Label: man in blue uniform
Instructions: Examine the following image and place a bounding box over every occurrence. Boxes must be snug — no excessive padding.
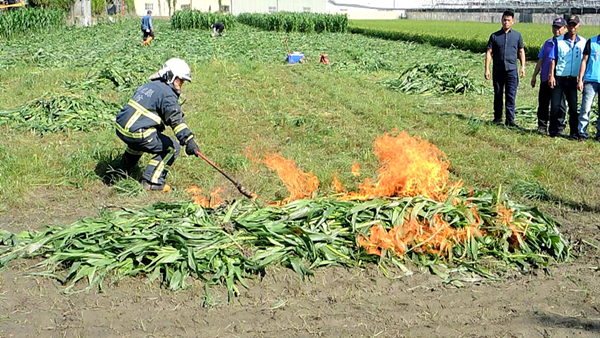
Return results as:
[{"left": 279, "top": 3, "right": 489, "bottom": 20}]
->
[
  {"left": 116, "top": 58, "right": 200, "bottom": 192},
  {"left": 549, "top": 15, "right": 586, "bottom": 138},
  {"left": 531, "top": 18, "right": 567, "bottom": 134},
  {"left": 484, "top": 10, "right": 526, "bottom": 127},
  {"left": 141, "top": 10, "right": 154, "bottom": 46},
  {"left": 577, "top": 26, "right": 600, "bottom": 141}
]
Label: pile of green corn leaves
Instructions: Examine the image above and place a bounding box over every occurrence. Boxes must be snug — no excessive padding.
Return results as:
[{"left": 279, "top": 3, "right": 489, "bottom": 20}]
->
[
  {"left": 0, "top": 186, "right": 568, "bottom": 299},
  {"left": 379, "top": 63, "right": 484, "bottom": 95},
  {"left": 0, "top": 93, "right": 119, "bottom": 133}
]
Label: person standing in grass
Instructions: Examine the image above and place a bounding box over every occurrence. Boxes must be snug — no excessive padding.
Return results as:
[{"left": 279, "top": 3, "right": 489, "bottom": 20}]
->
[
  {"left": 576, "top": 26, "right": 600, "bottom": 141},
  {"left": 115, "top": 58, "right": 200, "bottom": 192},
  {"left": 531, "top": 18, "right": 567, "bottom": 134},
  {"left": 485, "top": 9, "right": 526, "bottom": 128},
  {"left": 141, "top": 10, "right": 154, "bottom": 46},
  {"left": 548, "top": 15, "right": 586, "bottom": 138}
]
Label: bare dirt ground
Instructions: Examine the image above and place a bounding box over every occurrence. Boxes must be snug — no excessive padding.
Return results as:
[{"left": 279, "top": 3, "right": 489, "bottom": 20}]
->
[{"left": 1, "top": 187, "right": 599, "bottom": 338}]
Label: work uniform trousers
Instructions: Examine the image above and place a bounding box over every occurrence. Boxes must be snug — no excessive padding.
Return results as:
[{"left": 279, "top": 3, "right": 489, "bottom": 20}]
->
[
  {"left": 550, "top": 76, "right": 579, "bottom": 137},
  {"left": 537, "top": 80, "right": 566, "bottom": 130},
  {"left": 493, "top": 68, "right": 519, "bottom": 125},
  {"left": 121, "top": 132, "right": 181, "bottom": 185}
]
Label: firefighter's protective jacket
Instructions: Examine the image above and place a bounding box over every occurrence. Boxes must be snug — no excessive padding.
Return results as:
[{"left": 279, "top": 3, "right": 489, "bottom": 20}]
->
[{"left": 116, "top": 80, "right": 193, "bottom": 145}]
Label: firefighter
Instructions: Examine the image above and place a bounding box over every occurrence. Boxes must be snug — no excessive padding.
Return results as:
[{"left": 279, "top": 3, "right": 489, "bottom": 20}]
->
[{"left": 116, "top": 58, "right": 200, "bottom": 192}]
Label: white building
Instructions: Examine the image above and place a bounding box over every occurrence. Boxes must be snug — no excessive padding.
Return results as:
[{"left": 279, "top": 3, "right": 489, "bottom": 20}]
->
[{"left": 135, "top": 0, "right": 231, "bottom": 17}]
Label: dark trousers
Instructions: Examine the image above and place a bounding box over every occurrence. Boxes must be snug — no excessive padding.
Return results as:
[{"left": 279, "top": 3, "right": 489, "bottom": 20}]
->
[
  {"left": 493, "top": 68, "right": 519, "bottom": 124},
  {"left": 537, "top": 81, "right": 566, "bottom": 130},
  {"left": 550, "top": 76, "right": 578, "bottom": 136},
  {"left": 121, "top": 133, "right": 181, "bottom": 185}
]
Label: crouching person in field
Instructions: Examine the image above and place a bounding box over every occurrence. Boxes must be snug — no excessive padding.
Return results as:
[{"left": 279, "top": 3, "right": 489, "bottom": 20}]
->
[
  {"left": 211, "top": 22, "right": 225, "bottom": 37},
  {"left": 531, "top": 18, "right": 567, "bottom": 134},
  {"left": 115, "top": 58, "right": 200, "bottom": 192},
  {"left": 485, "top": 10, "right": 526, "bottom": 128},
  {"left": 577, "top": 30, "right": 600, "bottom": 141}
]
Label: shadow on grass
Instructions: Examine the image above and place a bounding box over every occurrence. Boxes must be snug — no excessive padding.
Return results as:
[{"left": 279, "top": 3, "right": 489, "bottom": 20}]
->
[
  {"left": 533, "top": 311, "right": 600, "bottom": 332},
  {"left": 93, "top": 148, "right": 143, "bottom": 186},
  {"left": 425, "top": 110, "right": 540, "bottom": 134}
]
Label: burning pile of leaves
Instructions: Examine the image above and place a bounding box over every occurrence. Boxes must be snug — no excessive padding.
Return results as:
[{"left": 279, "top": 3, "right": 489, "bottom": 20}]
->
[{"left": 0, "top": 131, "right": 568, "bottom": 298}]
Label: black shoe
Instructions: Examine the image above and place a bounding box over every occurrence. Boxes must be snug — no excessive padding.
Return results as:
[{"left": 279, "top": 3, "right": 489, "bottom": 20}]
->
[
  {"left": 536, "top": 127, "right": 547, "bottom": 134},
  {"left": 492, "top": 119, "right": 503, "bottom": 125},
  {"left": 594, "top": 135, "right": 600, "bottom": 141}
]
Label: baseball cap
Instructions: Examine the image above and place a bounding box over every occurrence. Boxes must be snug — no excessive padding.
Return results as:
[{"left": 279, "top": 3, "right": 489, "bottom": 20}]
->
[
  {"left": 567, "top": 15, "right": 580, "bottom": 25},
  {"left": 552, "top": 17, "right": 566, "bottom": 27}
]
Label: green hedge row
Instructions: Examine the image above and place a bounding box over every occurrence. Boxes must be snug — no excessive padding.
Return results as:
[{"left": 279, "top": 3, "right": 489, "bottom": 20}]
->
[
  {"left": 350, "top": 26, "right": 539, "bottom": 60},
  {"left": 238, "top": 12, "right": 348, "bottom": 33},
  {"left": 0, "top": 8, "right": 65, "bottom": 39},
  {"left": 171, "top": 10, "right": 236, "bottom": 30}
]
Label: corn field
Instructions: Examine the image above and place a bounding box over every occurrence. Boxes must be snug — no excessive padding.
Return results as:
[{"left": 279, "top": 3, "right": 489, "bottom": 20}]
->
[
  {"left": 171, "top": 10, "right": 236, "bottom": 30},
  {"left": 0, "top": 8, "right": 65, "bottom": 39},
  {"left": 238, "top": 12, "right": 348, "bottom": 33}
]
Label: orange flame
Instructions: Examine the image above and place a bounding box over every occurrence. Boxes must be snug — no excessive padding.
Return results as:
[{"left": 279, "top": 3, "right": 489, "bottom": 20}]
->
[
  {"left": 264, "top": 154, "right": 319, "bottom": 204},
  {"left": 345, "top": 131, "right": 449, "bottom": 201},
  {"left": 351, "top": 162, "right": 360, "bottom": 177},
  {"left": 358, "top": 207, "right": 486, "bottom": 259},
  {"left": 187, "top": 185, "right": 226, "bottom": 208},
  {"left": 332, "top": 175, "right": 346, "bottom": 193}
]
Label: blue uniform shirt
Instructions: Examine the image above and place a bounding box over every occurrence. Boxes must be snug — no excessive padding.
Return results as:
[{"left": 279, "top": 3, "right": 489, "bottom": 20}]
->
[
  {"left": 487, "top": 28, "right": 525, "bottom": 71},
  {"left": 141, "top": 15, "right": 153, "bottom": 31},
  {"left": 583, "top": 35, "right": 600, "bottom": 83},
  {"left": 549, "top": 33, "right": 586, "bottom": 77}
]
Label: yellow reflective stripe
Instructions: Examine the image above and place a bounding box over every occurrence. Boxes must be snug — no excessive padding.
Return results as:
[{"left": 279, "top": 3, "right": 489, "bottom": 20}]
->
[
  {"left": 184, "top": 134, "right": 194, "bottom": 143},
  {"left": 125, "top": 147, "right": 143, "bottom": 156},
  {"left": 116, "top": 124, "right": 156, "bottom": 139},
  {"left": 151, "top": 148, "right": 175, "bottom": 183},
  {"left": 173, "top": 123, "right": 188, "bottom": 134},
  {"left": 148, "top": 159, "right": 159, "bottom": 167},
  {"left": 124, "top": 110, "right": 142, "bottom": 130},
  {"left": 128, "top": 100, "right": 162, "bottom": 125}
]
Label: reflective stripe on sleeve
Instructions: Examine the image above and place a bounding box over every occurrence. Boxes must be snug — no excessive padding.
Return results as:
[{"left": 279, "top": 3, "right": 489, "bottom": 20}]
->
[{"left": 173, "top": 123, "right": 189, "bottom": 134}]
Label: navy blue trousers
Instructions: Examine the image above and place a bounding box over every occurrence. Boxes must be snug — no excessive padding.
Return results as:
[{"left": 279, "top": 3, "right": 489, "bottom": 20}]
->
[
  {"left": 549, "top": 76, "right": 578, "bottom": 137},
  {"left": 121, "top": 133, "right": 181, "bottom": 185},
  {"left": 493, "top": 68, "right": 519, "bottom": 124}
]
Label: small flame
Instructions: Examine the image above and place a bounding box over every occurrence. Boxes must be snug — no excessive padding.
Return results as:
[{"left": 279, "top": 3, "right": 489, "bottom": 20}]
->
[
  {"left": 332, "top": 175, "right": 346, "bottom": 193},
  {"left": 187, "top": 185, "right": 225, "bottom": 208},
  {"left": 351, "top": 162, "right": 360, "bottom": 177},
  {"left": 264, "top": 154, "right": 319, "bottom": 204}
]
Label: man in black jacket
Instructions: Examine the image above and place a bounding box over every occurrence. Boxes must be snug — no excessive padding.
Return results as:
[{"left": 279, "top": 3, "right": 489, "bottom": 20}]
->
[
  {"left": 116, "top": 58, "right": 200, "bottom": 192},
  {"left": 484, "top": 10, "right": 526, "bottom": 127}
]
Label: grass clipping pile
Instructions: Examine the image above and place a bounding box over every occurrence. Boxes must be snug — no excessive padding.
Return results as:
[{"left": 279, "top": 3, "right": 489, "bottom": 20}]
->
[{"left": 0, "top": 131, "right": 568, "bottom": 299}]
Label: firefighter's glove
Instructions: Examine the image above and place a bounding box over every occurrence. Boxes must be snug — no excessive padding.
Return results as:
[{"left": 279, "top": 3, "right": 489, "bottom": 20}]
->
[{"left": 185, "top": 138, "right": 200, "bottom": 156}]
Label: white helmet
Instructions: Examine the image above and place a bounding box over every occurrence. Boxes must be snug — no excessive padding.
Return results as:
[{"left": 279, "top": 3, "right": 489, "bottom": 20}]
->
[{"left": 153, "top": 58, "right": 192, "bottom": 84}]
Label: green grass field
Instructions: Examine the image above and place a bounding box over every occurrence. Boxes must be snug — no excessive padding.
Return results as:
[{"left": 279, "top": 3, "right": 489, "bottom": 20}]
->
[
  {"left": 1, "top": 16, "right": 600, "bottom": 336},
  {"left": 350, "top": 19, "right": 600, "bottom": 59},
  {"left": 1, "top": 18, "right": 599, "bottom": 212}
]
